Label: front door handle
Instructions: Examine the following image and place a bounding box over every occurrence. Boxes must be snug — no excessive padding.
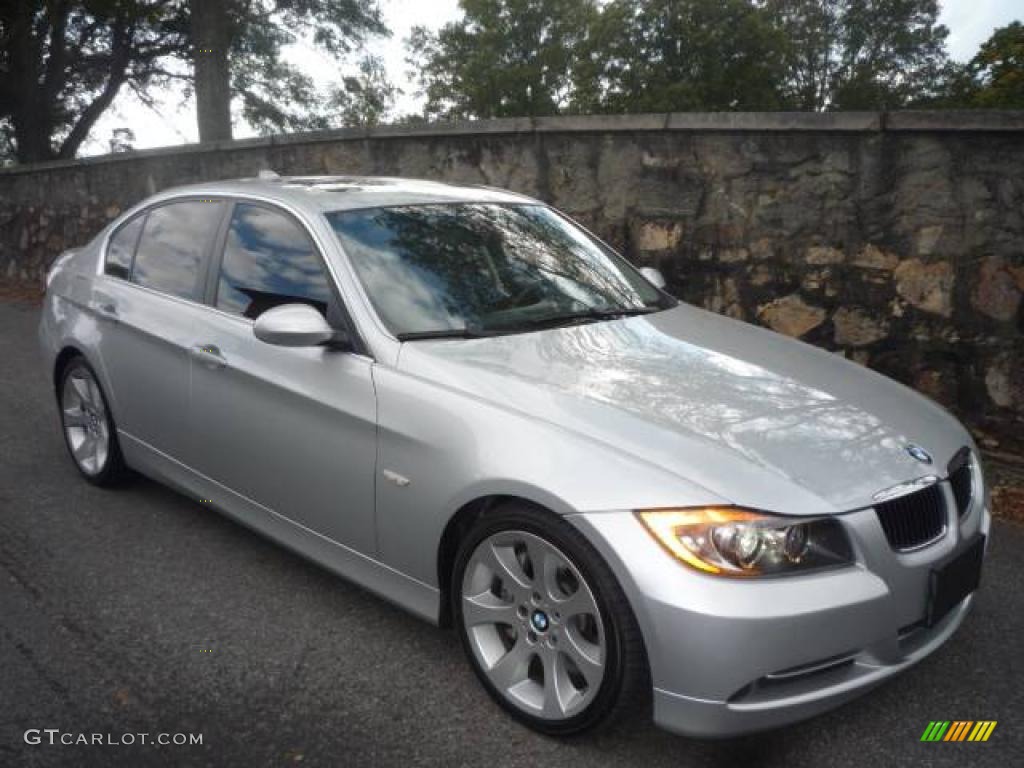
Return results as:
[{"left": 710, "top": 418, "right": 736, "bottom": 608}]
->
[{"left": 191, "top": 343, "right": 227, "bottom": 369}]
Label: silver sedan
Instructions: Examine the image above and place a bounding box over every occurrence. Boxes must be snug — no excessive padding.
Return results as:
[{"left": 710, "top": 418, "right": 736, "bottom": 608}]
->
[{"left": 39, "top": 175, "right": 990, "bottom": 737}]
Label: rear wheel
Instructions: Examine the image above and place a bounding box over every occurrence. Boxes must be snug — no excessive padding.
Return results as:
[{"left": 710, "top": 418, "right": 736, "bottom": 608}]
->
[
  {"left": 453, "top": 502, "right": 647, "bottom": 735},
  {"left": 59, "top": 357, "right": 129, "bottom": 486}
]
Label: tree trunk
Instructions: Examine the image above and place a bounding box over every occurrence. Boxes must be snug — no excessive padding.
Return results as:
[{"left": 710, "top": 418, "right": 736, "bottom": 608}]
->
[
  {"left": 11, "top": 108, "right": 55, "bottom": 164},
  {"left": 6, "top": 3, "right": 55, "bottom": 163},
  {"left": 190, "top": 0, "right": 233, "bottom": 142}
]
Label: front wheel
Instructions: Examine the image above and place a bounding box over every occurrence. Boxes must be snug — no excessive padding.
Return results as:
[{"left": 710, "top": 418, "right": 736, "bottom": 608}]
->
[{"left": 452, "top": 503, "right": 648, "bottom": 736}]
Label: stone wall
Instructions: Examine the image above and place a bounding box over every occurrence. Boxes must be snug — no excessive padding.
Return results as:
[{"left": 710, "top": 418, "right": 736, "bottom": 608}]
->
[{"left": 2, "top": 112, "right": 1022, "bottom": 445}]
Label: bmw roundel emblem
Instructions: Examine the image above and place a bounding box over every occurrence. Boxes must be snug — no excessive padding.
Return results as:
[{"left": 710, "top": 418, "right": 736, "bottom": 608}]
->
[{"left": 906, "top": 443, "right": 933, "bottom": 464}]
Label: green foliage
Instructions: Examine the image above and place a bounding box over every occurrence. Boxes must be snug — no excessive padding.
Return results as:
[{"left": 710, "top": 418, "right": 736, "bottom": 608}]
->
[
  {"left": 2, "top": 0, "right": 1020, "bottom": 164},
  {"left": 768, "top": 0, "right": 951, "bottom": 110},
  {"left": 225, "top": 0, "right": 390, "bottom": 133},
  {"left": 0, "top": 2, "right": 190, "bottom": 162},
  {"left": 409, "top": 0, "right": 960, "bottom": 117},
  {"left": 407, "top": 0, "right": 600, "bottom": 120},
  {"left": 965, "top": 21, "right": 1024, "bottom": 108},
  {"left": 0, "top": 1, "right": 390, "bottom": 163},
  {"left": 577, "top": 0, "right": 790, "bottom": 113},
  {"left": 331, "top": 54, "right": 398, "bottom": 127}
]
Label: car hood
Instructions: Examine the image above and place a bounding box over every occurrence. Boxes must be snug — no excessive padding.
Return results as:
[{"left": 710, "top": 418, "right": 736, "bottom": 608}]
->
[{"left": 397, "top": 303, "right": 971, "bottom": 514}]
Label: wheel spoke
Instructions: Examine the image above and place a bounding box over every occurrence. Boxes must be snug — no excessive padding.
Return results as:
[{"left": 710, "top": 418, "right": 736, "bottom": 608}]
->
[
  {"left": 480, "top": 542, "right": 532, "bottom": 592},
  {"left": 551, "top": 588, "right": 596, "bottom": 622},
  {"left": 92, "top": 434, "right": 108, "bottom": 469},
  {"left": 522, "top": 537, "right": 552, "bottom": 590},
  {"left": 462, "top": 591, "right": 517, "bottom": 627},
  {"left": 87, "top": 378, "right": 104, "bottom": 414},
  {"left": 562, "top": 625, "right": 604, "bottom": 687},
  {"left": 63, "top": 407, "right": 88, "bottom": 428},
  {"left": 487, "top": 640, "right": 530, "bottom": 691},
  {"left": 541, "top": 653, "right": 570, "bottom": 719},
  {"left": 73, "top": 433, "right": 95, "bottom": 463},
  {"left": 537, "top": 545, "right": 565, "bottom": 603},
  {"left": 71, "top": 374, "right": 91, "bottom": 404}
]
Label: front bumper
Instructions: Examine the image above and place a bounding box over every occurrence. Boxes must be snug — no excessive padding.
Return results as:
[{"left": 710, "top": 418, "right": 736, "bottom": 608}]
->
[{"left": 570, "top": 486, "right": 990, "bottom": 738}]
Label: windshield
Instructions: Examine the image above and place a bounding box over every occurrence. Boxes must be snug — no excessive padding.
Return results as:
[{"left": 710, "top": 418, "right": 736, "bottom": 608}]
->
[{"left": 326, "top": 203, "right": 670, "bottom": 338}]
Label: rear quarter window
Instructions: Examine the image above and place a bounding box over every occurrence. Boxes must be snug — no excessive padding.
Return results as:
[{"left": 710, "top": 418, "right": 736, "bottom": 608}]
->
[{"left": 105, "top": 216, "right": 144, "bottom": 280}]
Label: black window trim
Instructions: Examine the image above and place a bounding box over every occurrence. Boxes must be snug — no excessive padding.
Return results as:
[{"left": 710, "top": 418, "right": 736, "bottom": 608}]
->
[
  {"left": 206, "top": 197, "right": 368, "bottom": 357},
  {"left": 123, "top": 196, "right": 229, "bottom": 303}
]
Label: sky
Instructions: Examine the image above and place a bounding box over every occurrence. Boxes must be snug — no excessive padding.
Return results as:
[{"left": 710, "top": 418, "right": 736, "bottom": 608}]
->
[{"left": 81, "top": 0, "right": 1022, "bottom": 157}]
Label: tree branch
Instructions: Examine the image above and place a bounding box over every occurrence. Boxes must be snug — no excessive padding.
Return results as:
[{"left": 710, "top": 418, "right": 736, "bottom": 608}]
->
[{"left": 57, "top": 14, "right": 132, "bottom": 159}]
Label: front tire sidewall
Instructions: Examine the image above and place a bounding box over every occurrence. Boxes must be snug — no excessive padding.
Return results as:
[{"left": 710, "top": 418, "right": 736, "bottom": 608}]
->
[{"left": 452, "top": 505, "right": 633, "bottom": 736}]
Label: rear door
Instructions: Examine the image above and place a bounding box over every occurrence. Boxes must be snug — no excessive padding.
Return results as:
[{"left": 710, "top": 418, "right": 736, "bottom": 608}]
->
[
  {"left": 186, "top": 201, "right": 378, "bottom": 556},
  {"left": 94, "top": 199, "right": 226, "bottom": 461}
]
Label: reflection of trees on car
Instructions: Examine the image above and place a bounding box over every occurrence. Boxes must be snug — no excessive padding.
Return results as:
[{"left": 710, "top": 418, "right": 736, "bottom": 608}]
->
[{"left": 331, "top": 204, "right": 654, "bottom": 334}]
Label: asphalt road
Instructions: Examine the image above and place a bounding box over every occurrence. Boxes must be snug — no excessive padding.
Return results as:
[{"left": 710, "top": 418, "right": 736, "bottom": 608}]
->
[{"left": 1, "top": 299, "right": 1022, "bottom": 768}]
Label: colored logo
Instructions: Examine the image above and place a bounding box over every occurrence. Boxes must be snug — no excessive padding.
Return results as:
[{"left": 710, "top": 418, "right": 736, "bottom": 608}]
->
[
  {"left": 920, "top": 721, "right": 997, "bottom": 742},
  {"left": 906, "top": 443, "right": 934, "bottom": 464},
  {"left": 530, "top": 610, "right": 549, "bottom": 632}
]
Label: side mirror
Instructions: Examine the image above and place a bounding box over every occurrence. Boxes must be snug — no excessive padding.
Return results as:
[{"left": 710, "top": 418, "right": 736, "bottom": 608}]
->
[
  {"left": 253, "top": 304, "right": 337, "bottom": 347},
  {"left": 639, "top": 266, "right": 667, "bottom": 290}
]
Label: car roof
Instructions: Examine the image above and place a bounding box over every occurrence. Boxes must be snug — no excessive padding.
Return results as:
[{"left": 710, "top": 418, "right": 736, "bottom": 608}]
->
[{"left": 153, "top": 175, "right": 537, "bottom": 214}]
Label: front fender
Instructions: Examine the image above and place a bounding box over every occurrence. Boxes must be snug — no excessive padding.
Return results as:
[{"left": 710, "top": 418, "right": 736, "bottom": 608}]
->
[{"left": 372, "top": 364, "right": 728, "bottom": 588}]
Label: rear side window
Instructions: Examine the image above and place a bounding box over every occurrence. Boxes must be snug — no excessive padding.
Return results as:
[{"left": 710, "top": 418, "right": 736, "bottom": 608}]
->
[
  {"left": 105, "top": 216, "right": 144, "bottom": 280},
  {"left": 215, "top": 203, "right": 333, "bottom": 320},
  {"left": 132, "top": 201, "right": 223, "bottom": 300}
]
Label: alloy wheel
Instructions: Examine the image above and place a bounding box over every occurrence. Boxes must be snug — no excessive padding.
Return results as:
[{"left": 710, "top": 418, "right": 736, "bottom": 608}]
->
[
  {"left": 61, "top": 365, "right": 111, "bottom": 475},
  {"left": 460, "top": 529, "right": 606, "bottom": 721}
]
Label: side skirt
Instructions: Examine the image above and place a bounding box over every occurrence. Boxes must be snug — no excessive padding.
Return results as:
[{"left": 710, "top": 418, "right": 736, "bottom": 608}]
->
[{"left": 119, "top": 431, "right": 441, "bottom": 624}]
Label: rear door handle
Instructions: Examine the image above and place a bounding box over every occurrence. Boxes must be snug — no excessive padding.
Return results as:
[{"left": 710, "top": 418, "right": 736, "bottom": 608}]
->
[{"left": 191, "top": 343, "right": 228, "bottom": 369}]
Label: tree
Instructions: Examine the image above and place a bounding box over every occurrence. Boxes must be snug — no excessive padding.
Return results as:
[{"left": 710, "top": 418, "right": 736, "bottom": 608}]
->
[
  {"left": 108, "top": 126, "right": 137, "bottom": 152},
  {"left": 0, "top": 1, "right": 388, "bottom": 164},
  {"left": 0, "top": 2, "right": 189, "bottom": 164},
  {"left": 407, "top": 0, "right": 599, "bottom": 120},
  {"left": 197, "top": 0, "right": 389, "bottom": 139},
  {"left": 768, "top": 0, "right": 951, "bottom": 110},
  {"left": 190, "top": 0, "right": 233, "bottom": 141},
  {"left": 409, "top": 0, "right": 953, "bottom": 117},
  {"left": 962, "top": 21, "right": 1024, "bottom": 109},
  {"left": 331, "top": 54, "right": 397, "bottom": 127},
  {"left": 576, "top": 0, "right": 790, "bottom": 113}
]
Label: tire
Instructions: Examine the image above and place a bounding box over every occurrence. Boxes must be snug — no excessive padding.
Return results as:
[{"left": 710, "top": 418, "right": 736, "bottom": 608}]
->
[
  {"left": 452, "top": 501, "right": 648, "bottom": 736},
  {"left": 58, "top": 356, "right": 130, "bottom": 486}
]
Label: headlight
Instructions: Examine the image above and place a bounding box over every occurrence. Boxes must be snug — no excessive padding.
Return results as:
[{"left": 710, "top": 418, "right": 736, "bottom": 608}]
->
[{"left": 636, "top": 507, "right": 853, "bottom": 577}]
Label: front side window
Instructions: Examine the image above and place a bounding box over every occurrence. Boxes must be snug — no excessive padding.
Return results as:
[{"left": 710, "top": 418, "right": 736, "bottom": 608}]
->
[
  {"left": 132, "top": 201, "right": 223, "bottom": 300},
  {"left": 105, "top": 215, "right": 144, "bottom": 280},
  {"left": 216, "top": 203, "right": 333, "bottom": 320},
  {"left": 327, "top": 203, "right": 666, "bottom": 338}
]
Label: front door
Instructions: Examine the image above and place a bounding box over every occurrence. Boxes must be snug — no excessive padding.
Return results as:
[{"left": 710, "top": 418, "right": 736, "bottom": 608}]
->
[{"left": 186, "top": 201, "right": 378, "bottom": 556}]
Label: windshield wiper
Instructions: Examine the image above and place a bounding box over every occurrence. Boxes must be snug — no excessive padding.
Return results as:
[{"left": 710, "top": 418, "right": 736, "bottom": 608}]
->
[
  {"left": 513, "top": 306, "right": 660, "bottom": 330},
  {"left": 396, "top": 328, "right": 504, "bottom": 341},
  {"left": 397, "top": 307, "right": 659, "bottom": 340}
]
